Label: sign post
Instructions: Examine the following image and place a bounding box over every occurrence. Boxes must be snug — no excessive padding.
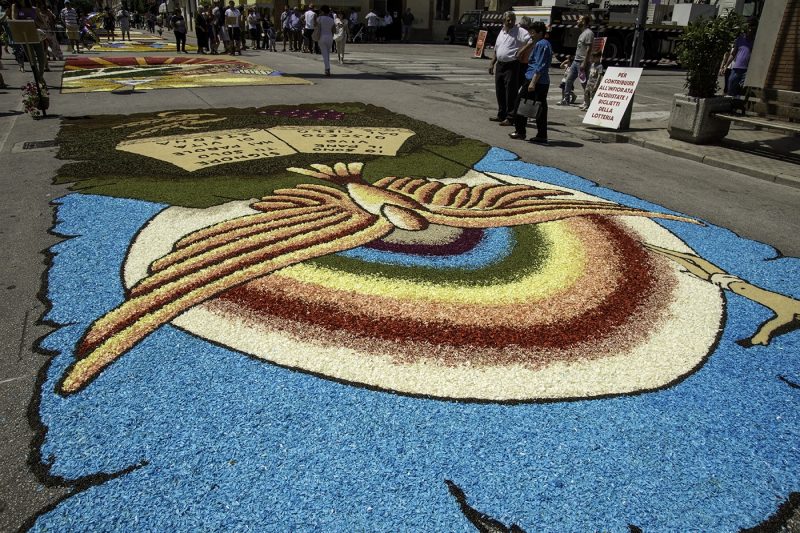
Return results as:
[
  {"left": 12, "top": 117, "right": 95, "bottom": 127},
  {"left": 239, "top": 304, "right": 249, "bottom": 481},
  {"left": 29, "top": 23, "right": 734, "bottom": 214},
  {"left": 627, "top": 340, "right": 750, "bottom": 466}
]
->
[
  {"left": 8, "top": 20, "right": 48, "bottom": 117},
  {"left": 473, "top": 30, "right": 488, "bottom": 59},
  {"left": 581, "top": 66, "right": 643, "bottom": 130}
]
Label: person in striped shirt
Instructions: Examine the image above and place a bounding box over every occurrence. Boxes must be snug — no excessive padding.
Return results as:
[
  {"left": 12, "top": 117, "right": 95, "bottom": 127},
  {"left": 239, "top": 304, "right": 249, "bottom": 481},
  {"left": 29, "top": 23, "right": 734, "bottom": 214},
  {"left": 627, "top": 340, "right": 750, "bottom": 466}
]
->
[{"left": 60, "top": 0, "right": 79, "bottom": 53}]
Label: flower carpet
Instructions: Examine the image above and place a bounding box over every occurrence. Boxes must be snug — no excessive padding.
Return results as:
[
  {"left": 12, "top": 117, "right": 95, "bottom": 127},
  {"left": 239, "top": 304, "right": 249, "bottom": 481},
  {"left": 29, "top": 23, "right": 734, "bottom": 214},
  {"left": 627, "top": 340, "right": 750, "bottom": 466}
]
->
[
  {"left": 87, "top": 40, "right": 198, "bottom": 53},
  {"left": 61, "top": 56, "right": 309, "bottom": 93},
  {"left": 29, "top": 104, "right": 799, "bottom": 531}
]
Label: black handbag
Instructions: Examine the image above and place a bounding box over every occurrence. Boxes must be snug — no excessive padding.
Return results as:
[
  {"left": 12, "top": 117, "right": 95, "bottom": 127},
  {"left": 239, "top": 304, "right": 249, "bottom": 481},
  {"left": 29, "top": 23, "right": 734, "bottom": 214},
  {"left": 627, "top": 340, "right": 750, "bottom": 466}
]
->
[{"left": 516, "top": 97, "right": 541, "bottom": 120}]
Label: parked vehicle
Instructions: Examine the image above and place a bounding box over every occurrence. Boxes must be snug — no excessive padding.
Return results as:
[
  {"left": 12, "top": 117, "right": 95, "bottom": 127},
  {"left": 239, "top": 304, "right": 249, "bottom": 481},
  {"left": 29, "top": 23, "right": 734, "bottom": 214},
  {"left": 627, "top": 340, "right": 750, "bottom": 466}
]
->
[
  {"left": 448, "top": 6, "right": 683, "bottom": 65},
  {"left": 513, "top": 5, "right": 683, "bottom": 66},
  {"left": 514, "top": 0, "right": 762, "bottom": 66},
  {"left": 446, "top": 10, "right": 503, "bottom": 48}
]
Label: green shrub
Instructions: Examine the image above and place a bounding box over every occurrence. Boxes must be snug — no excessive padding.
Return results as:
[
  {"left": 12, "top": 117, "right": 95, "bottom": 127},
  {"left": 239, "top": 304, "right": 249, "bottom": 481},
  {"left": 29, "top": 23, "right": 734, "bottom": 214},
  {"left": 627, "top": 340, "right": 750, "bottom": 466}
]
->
[{"left": 678, "top": 11, "right": 745, "bottom": 98}]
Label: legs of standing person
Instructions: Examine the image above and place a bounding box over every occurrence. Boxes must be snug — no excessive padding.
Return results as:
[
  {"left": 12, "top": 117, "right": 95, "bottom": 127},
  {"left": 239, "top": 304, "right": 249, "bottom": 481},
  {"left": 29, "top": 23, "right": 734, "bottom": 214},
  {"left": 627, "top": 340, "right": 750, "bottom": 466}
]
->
[
  {"left": 562, "top": 60, "right": 579, "bottom": 104},
  {"left": 581, "top": 84, "right": 591, "bottom": 111},
  {"left": 320, "top": 38, "right": 331, "bottom": 75},
  {"left": 336, "top": 37, "right": 345, "bottom": 62},
  {"left": 494, "top": 61, "right": 517, "bottom": 122},
  {"left": 513, "top": 83, "right": 548, "bottom": 141},
  {"left": 727, "top": 68, "right": 746, "bottom": 97},
  {"left": 283, "top": 28, "right": 288, "bottom": 50},
  {"left": 533, "top": 83, "right": 548, "bottom": 140},
  {"left": 48, "top": 33, "right": 63, "bottom": 61},
  {"left": 512, "top": 85, "right": 527, "bottom": 138},
  {"left": 494, "top": 62, "right": 511, "bottom": 121},
  {"left": 67, "top": 28, "right": 79, "bottom": 53},
  {"left": 232, "top": 27, "right": 241, "bottom": 54}
]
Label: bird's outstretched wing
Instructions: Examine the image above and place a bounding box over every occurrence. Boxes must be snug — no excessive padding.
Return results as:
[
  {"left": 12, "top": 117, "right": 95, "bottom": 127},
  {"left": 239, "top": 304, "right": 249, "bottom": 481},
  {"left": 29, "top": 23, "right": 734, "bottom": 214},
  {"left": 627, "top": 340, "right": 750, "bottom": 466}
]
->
[
  {"left": 60, "top": 184, "right": 393, "bottom": 395},
  {"left": 373, "top": 177, "right": 700, "bottom": 227}
]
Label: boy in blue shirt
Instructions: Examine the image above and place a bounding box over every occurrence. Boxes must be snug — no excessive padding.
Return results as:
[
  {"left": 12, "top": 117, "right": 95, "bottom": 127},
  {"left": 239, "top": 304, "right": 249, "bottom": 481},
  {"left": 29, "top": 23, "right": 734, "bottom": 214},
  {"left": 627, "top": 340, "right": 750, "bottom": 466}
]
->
[{"left": 511, "top": 21, "right": 551, "bottom": 144}]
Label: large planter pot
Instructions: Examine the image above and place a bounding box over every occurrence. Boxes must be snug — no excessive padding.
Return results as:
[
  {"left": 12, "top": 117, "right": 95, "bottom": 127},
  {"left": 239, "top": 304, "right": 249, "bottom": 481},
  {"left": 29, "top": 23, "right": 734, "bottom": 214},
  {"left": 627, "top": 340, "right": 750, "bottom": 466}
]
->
[{"left": 667, "top": 94, "right": 732, "bottom": 144}]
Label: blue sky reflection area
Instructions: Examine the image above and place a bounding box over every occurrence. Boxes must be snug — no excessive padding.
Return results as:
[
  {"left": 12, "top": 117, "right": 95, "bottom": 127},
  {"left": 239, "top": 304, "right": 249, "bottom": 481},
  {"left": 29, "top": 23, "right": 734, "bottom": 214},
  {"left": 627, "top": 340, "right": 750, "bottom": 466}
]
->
[{"left": 33, "top": 148, "right": 800, "bottom": 532}]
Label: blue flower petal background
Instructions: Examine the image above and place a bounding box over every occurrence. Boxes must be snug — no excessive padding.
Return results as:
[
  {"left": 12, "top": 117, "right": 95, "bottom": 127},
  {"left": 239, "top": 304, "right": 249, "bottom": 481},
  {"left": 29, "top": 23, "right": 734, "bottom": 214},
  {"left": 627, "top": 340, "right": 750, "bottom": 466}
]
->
[{"left": 33, "top": 148, "right": 800, "bottom": 532}]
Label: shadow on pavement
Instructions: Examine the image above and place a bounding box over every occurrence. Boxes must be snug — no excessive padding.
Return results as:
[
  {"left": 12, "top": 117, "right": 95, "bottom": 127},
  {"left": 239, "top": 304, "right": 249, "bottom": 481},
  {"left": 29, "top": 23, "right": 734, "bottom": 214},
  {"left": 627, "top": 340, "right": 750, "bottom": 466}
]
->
[
  {"left": 538, "top": 140, "right": 583, "bottom": 148},
  {"left": 721, "top": 136, "right": 800, "bottom": 165},
  {"left": 295, "top": 72, "right": 386, "bottom": 80}
]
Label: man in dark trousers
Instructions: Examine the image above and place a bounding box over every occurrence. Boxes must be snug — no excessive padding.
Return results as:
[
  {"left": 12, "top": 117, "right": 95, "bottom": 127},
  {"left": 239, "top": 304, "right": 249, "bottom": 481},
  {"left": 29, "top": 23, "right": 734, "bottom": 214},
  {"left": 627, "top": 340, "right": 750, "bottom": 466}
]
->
[
  {"left": 511, "top": 21, "right": 551, "bottom": 144},
  {"left": 401, "top": 8, "right": 413, "bottom": 43},
  {"left": 561, "top": 14, "right": 593, "bottom": 105},
  {"left": 488, "top": 11, "right": 531, "bottom": 126}
]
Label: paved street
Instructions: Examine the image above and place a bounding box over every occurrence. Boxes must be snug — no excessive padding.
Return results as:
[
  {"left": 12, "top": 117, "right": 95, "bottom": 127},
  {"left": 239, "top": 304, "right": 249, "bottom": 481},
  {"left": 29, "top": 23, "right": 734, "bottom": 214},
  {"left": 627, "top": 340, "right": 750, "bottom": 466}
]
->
[
  {"left": 342, "top": 43, "right": 683, "bottom": 128},
  {"left": 1, "top": 40, "right": 799, "bottom": 531}
]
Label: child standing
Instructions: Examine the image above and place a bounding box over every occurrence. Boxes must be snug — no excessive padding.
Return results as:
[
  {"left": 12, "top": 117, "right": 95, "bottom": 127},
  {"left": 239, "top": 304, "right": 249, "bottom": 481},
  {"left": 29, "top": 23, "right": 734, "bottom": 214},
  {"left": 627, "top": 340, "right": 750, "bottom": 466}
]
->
[
  {"left": 265, "top": 22, "right": 277, "bottom": 51},
  {"left": 580, "top": 51, "right": 604, "bottom": 111},
  {"left": 558, "top": 55, "right": 573, "bottom": 105}
]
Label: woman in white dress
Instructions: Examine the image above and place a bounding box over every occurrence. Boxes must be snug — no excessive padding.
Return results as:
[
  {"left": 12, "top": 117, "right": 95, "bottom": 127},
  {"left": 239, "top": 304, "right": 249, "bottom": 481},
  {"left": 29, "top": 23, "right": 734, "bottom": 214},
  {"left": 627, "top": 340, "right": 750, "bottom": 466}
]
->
[
  {"left": 315, "top": 5, "right": 335, "bottom": 76},
  {"left": 333, "top": 10, "right": 348, "bottom": 64}
]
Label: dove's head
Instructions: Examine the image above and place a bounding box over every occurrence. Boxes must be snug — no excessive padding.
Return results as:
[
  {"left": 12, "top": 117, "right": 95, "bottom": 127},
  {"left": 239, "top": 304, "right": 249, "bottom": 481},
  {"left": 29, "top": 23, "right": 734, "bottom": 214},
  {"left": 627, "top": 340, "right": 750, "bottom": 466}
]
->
[
  {"left": 286, "top": 162, "right": 367, "bottom": 186},
  {"left": 286, "top": 163, "right": 430, "bottom": 231}
]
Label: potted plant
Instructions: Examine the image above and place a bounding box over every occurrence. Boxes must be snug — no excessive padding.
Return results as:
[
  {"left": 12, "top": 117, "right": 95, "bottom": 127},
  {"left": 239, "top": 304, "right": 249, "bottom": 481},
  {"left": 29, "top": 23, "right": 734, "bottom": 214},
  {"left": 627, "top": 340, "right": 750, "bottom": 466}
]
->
[{"left": 667, "top": 11, "right": 745, "bottom": 144}]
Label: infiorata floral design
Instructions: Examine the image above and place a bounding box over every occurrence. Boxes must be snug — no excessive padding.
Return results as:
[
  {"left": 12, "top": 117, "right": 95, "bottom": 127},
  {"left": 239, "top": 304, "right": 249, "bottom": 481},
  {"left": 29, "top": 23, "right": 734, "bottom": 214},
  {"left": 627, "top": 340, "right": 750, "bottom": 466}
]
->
[
  {"left": 260, "top": 109, "right": 345, "bottom": 121},
  {"left": 58, "top": 161, "right": 702, "bottom": 397},
  {"left": 111, "top": 111, "right": 227, "bottom": 138},
  {"left": 61, "top": 56, "right": 310, "bottom": 93},
  {"left": 33, "top": 106, "right": 800, "bottom": 533}
]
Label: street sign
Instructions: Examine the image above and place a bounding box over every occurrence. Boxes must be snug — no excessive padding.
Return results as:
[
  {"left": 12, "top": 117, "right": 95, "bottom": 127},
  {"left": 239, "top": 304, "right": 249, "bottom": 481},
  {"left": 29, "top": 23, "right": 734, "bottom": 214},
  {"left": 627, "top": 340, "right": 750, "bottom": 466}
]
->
[
  {"left": 7, "top": 20, "right": 40, "bottom": 44},
  {"left": 592, "top": 37, "right": 607, "bottom": 55},
  {"left": 582, "top": 66, "right": 643, "bottom": 130},
  {"left": 474, "top": 30, "right": 488, "bottom": 59}
]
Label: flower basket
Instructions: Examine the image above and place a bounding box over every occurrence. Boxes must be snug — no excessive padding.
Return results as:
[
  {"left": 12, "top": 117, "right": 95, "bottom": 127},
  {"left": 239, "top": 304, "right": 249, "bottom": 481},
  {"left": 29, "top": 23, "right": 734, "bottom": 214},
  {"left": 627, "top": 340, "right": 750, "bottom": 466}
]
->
[{"left": 21, "top": 81, "right": 50, "bottom": 119}]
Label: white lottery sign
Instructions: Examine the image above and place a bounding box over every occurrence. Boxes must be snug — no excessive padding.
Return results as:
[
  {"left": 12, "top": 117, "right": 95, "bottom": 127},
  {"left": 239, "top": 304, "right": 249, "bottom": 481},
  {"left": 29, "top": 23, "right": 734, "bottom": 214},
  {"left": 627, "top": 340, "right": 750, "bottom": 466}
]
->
[{"left": 582, "top": 67, "right": 643, "bottom": 129}]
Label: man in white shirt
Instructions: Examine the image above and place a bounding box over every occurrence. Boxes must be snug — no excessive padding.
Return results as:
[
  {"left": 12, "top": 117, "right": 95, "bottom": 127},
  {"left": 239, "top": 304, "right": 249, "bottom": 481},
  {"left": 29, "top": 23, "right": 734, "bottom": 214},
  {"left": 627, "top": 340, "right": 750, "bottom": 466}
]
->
[
  {"left": 224, "top": 0, "right": 242, "bottom": 55},
  {"left": 382, "top": 12, "right": 392, "bottom": 42},
  {"left": 365, "top": 10, "right": 379, "bottom": 42},
  {"left": 303, "top": 4, "right": 316, "bottom": 53},
  {"left": 561, "top": 15, "right": 593, "bottom": 105},
  {"left": 488, "top": 11, "right": 531, "bottom": 125},
  {"left": 158, "top": 0, "right": 168, "bottom": 29}
]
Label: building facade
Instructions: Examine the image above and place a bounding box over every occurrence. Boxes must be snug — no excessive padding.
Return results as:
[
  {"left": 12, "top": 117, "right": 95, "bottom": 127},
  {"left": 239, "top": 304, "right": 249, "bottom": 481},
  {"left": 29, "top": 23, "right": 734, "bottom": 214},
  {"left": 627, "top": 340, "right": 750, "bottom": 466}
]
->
[{"left": 266, "top": 1, "right": 492, "bottom": 42}]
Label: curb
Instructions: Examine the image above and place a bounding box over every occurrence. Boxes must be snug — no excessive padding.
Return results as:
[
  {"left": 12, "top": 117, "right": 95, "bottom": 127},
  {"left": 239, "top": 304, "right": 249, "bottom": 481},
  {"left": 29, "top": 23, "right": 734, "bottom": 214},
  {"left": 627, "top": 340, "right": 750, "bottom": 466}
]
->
[{"left": 586, "top": 129, "right": 800, "bottom": 190}]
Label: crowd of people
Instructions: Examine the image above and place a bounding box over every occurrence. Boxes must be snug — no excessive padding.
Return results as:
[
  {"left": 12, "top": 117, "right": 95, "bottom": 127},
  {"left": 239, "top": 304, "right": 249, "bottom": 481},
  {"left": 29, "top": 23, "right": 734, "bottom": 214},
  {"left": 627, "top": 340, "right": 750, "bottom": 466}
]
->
[{"left": 0, "top": 1, "right": 759, "bottom": 128}]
